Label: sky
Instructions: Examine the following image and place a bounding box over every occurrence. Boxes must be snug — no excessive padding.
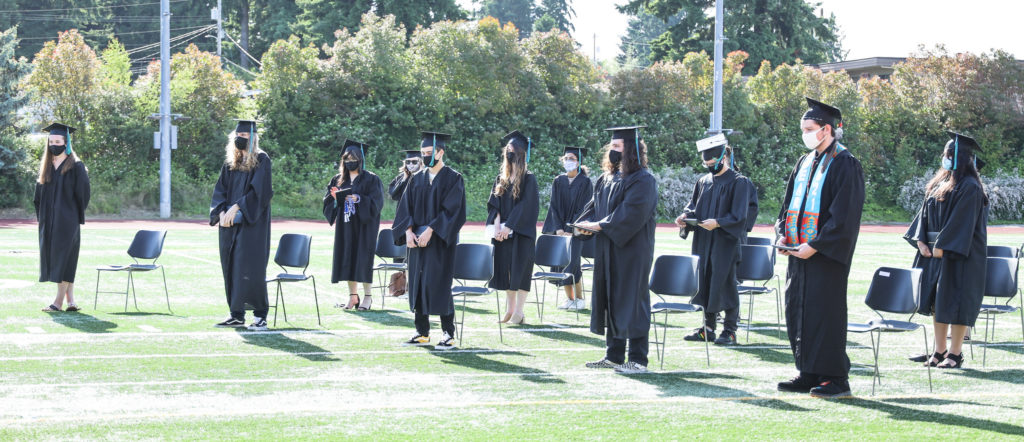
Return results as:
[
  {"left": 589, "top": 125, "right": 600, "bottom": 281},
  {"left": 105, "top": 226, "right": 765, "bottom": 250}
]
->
[{"left": 459, "top": 0, "right": 1024, "bottom": 62}]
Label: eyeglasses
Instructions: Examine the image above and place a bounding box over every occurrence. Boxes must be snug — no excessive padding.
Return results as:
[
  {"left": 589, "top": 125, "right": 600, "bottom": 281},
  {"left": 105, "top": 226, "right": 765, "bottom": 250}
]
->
[{"left": 404, "top": 159, "right": 421, "bottom": 165}]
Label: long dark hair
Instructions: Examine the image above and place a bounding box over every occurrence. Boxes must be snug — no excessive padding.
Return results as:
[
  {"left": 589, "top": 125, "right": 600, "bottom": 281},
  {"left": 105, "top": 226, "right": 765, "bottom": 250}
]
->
[
  {"left": 601, "top": 138, "right": 648, "bottom": 176},
  {"left": 494, "top": 147, "right": 527, "bottom": 199},
  {"left": 339, "top": 150, "right": 362, "bottom": 184},
  {"left": 37, "top": 141, "right": 83, "bottom": 184},
  {"left": 925, "top": 141, "right": 987, "bottom": 204}
]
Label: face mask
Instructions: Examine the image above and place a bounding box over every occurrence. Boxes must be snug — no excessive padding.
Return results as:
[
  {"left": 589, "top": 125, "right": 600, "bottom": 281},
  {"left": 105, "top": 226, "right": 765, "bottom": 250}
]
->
[
  {"left": 48, "top": 144, "right": 65, "bottom": 156},
  {"left": 941, "top": 157, "right": 953, "bottom": 171},
  {"left": 608, "top": 150, "right": 622, "bottom": 166},
  {"left": 706, "top": 160, "right": 725, "bottom": 175},
  {"left": 234, "top": 137, "right": 249, "bottom": 150},
  {"left": 563, "top": 160, "right": 578, "bottom": 172},
  {"left": 801, "top": 127, "right": 822, "bottom": 150},
  {"left": 344, "top": 161, "right": 360, "bottom": 171},
  {"left": 406, "top": 162, "right": 420, "bottom": 173}
]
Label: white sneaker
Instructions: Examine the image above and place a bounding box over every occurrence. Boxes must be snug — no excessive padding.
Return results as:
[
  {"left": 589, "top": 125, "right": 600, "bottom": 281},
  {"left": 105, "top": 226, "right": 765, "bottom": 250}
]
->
[
  {"left": 615, "top": 361, "right": 649, "bottom": 374},
  {"left": 557, "top": 299, "right": 573, "bottom": 310},
  {"left": 572, "top": 299, "right": 587, "bottom": 310}
]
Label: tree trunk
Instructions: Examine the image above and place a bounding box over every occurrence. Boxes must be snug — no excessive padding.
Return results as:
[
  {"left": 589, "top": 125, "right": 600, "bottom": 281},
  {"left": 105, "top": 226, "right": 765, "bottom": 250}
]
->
[{"left": 239, "top": 0, "right": 250, "bottom": 69}]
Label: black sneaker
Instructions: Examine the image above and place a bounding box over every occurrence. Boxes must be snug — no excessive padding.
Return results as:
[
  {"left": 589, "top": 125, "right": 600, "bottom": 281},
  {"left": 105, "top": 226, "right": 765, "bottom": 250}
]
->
[
  {"left": 810, "top": 378, "right": 852, "bottom": 398},
  {"left": 683, "top": 327, "right": 716, "bottom": 342},
  {"left": 434, "top": 332, "right": 456, "bottom": 351},
  {"left": 714, "top": 330, "right": 737, "bottom": 346},
  {"left": 778, "top": 373, "right": 819, "bottom": 393},
  {"left": 216, "top": 317, "right": 245, "bottom": 327},
  {"left": 615, "top": 361, "right": 649, "bottom": 374},
  {"left": 247, "top": 318, "right": 268, "bottom": 331},
  {"left": 403, "top": 334, "right": 431, "bottom": 346},
  {"left": 585, "top": 358, "right": 622, "bottom": 369}
]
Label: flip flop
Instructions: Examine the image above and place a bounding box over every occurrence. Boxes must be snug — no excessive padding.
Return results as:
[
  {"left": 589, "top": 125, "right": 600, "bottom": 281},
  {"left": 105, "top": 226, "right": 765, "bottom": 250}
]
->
[
  {"left": 65, "top": 305, "right": 81, "bottom": 312},
  {"left": 42, "top": 304, "right": 61, "bottom": 312}
]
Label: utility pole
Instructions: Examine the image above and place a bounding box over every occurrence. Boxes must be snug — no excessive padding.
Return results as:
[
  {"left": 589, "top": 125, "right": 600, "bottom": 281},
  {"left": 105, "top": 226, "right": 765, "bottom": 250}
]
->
[
  {"left": 158, "top": 0, "right": 172, "bottom": 218},
  {"left": 212, "top": 0, "right": 223, "bottom": 64},
  {"left": 709, "top": 0, "right": 725, "bottom": 134},
  {"left": 593, "top": 33, "right": 596, "bottom": 64}
]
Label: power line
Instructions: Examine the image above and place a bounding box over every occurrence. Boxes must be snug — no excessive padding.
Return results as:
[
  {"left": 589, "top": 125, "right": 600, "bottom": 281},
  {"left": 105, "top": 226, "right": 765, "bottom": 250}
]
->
[
  {"left": 0, "top": 14, "right": 209, "bottom": 23},
  {"left": 128, "top": 26, "right": 214, "bottom": 64},
  {"left": 222, "top": 31, "right": 261, "bottom": 67},
  {"left": 125, "top": 25, "right": 214, "bottom": 55},
  {"left": 224, "top": 57, "right": 259, "bottom": 77},
  {"left": 17, "top": 25, "right": 212, "bottom": 41},
  {"left": 0, "top": 0, "right": 187, "bottom": 13}
]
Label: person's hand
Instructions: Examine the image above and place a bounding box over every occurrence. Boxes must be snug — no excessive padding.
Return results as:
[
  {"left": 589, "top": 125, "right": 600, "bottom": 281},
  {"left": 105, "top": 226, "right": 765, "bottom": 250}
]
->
[
  {"left": 699, "top": 219, "right": 719, "bottom": 231},
  {"left": 406, "top": 229, "right": 418, "bottom": 248},
  {"left": 675, "top": 214, "right": 687, "bottom": 228},
  {"left": 917, "top": 240, "right": 933, "bottom": 258},
  {"left": 330, "top": 186, "right": 342, "bottom": 200},
  {"left": 346, "top": 194, "right": 359, "bottom": 203},
  {"left": 416, "top": 227, "right": 434, "bottom": 247},
  {"left": 496, "top": 226, "right": 512, "bottom": 241},
  {"left": 932, "top": 247, "right": 944, "bottom": 259},
  {"left": 574, "top": 221, "right": 601, "bottom": 236},
  {"left": 221, "top": 204, "right": 240, "bottom": 227},
  {"left": 790, "top": 243, "right": 817, "bottom": 260},
  {"left": 776, "top": 238, "right": 791, "bottom": 257},
  {"left": 555, "top": 229, "right": 566, "bottom": 236}
]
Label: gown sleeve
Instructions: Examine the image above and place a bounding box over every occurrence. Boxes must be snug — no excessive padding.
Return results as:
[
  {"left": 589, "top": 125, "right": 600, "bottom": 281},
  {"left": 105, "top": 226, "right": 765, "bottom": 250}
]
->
[
  {"left": 391, "top": 175, "right": 415, "bottom": 245},
  {"left": 503, "top": 174, "right": 539, "bottom": 236},
  {"left": 903, "top": 201, "right": 927, "bottom": 249},
  {"left": 571, "top": 174, "right": 594, "bottom": 223},
  {"left": 355, "top": 173, "right": 384, "bottom": 224},
  {"left": 934, "top": 181, "right": 984, "bottom": 259},
  {"left": 716, "top": 177, "right": 751, "bottom": 240},
  {"left": 806, "top": 155, "right": 866, "bottom": 265},
  {"left": 427, "top": 171, "right": 466, "bottom": 246},
  {"left": 33, "top": 183, "right": 42, "bottom": 222},
  {"left": 236, "top": 154, "right": 274, "bottom": 224},
  {"left": 541, "top": 177, "right": 563, "bottom": 235},
  {"left": 73, "top": 162, "right": 91, "bottom": 224},
  {"left": 486, "top": 176, "right": 501, "bottom": 226},
  {"left": 322, "top": 174, "right": 340, "bottom": 226},
  {"left": 598, "top": 172, "right": 658, "bottom": 248},
  {"left": 388, "top": 173, "right": 409, "bottom": 201},
  {"left": 209, "top": 164, "right": 230, "bottom": 226},
  {"left": 744, "top": 183, "right": 759, "bottom": 232}
]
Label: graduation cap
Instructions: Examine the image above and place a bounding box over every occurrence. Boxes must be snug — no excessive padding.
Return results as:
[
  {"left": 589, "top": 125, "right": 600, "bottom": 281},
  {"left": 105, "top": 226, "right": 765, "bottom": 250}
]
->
[
  {"left": 342, "top": 139, "right": 368, "bottom": 160},
  {"left": 233, "top": 119, "right": 261, "bottom": 153},
  {"left": 502, "top": 130, "right": 533, "bottom": 163},
  {"left": 402, "top": 149, "right": 422, "bottom": 160},
  {"left": 562, "top": 146, "right": 588, "bottom": 162},
  {"left": 696, "top": 133, "right": 731, "bottom": 165},
  {"left": 802, "top": 98, "right": 842, "bottom": 128},
  {"left": 946, "top": 131, "right": 984, "bottom": 171},
  {"left": 606, "top": 125, "right": 646, "bottom": 165},
  {"left": 420, "top": 131, "right": 451, "bottom": 167},
  {"left": 43, "top": 123, "right": 76, "bottom": 155}
]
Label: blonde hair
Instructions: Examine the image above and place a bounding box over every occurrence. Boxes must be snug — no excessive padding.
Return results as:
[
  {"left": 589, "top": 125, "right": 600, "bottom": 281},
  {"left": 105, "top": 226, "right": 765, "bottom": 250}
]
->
[
  {"left": 494, "top": 149, "right": 527, "bottom": 199},
  {"left": 225, "top": 131, "right": 264, "bottom": 172},
  {"left": 37, "top": 143, "right": 83, "bottom": 184}
]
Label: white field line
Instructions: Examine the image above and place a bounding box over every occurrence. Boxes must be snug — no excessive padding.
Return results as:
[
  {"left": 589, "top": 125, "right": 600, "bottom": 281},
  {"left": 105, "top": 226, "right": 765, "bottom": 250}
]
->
[
  {"left": 138, "top": 325, "right": 160, "bottom": 332},
  {"left": 5, "top": 390, "right": 1024, "bottom": 426},
  {"left": 3, "top": 342, "right": 1022, "bottom": 362}
]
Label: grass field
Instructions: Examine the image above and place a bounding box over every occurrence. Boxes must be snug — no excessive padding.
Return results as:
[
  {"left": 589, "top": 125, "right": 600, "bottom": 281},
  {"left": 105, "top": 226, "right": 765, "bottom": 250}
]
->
[{"left": 2, "top": 221, "right": 1024, "bottom": 440}]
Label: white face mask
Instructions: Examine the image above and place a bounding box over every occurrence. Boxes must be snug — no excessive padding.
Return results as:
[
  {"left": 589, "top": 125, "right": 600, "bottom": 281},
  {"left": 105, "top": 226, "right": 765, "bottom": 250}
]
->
[
  {"left": 563, "top": 160, "right": 578, "bottom": 172},
  {"left": 801, "top": 127, "right": 823, "bottom": 150},
  {"left": 406, "top": 162, "right": 421, "bottom": 173}
]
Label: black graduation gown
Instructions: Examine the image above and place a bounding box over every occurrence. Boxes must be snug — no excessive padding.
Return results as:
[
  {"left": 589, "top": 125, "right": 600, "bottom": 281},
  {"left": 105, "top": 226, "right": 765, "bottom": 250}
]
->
[
  {"left": 323, "top": 171, "right": 384, "bottom": 284},
  {"left": 903, "top": 177, "right": 987, "bottom": 325},
  {"left": 743, "top": 183, "right": 760, "bottom": 242},
  {"left": 576, "top": 169, "right": 658, "bottom": 339},
  {"left": 774, "top": 144, "right": 865, "bottom": 378},
  {"left": 541, "top": 171, "right": 594, "bottom": 286},
  {"left": 486, "top": 173, "right": 539, "bottom": 291},
  {"left": 391, "top": 166, "right": 466, "bottom": 315},
  {"left": 34, "top": 160, "right": 90, "bottom": 283},
  {"left": 682, "top": 169, "right": 752, "bottom": 313},
  {"left": 209, "top": 152, "right": 273, "bottom": 314},
  {"left": 388, "top": 172, "right": 411, "bottom": 202}
]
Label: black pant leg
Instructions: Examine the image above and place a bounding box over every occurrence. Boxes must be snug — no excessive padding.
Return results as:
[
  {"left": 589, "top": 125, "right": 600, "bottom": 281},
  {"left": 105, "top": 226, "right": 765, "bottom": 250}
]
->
[
  {"left": 605, "top": 330, "right": 626, "bottom": 364},
  {"left": 414, "top": 310, "right": 430, "bottom": 336},
  {"left": 627, "top": 335, "right": 649, "bottom": 367},
  {"left": 723, "top": 306, "right": 740, "bottom": 332},
  {"left": 440, "top": 313, "right": 455, "bottom": 336}
]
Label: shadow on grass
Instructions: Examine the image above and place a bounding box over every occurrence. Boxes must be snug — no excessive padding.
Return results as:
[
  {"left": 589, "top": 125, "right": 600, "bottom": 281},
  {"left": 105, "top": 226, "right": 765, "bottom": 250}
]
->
[
  {"left": 518, "top": 328, "right": 605, "bottom": 347},
  {"left": 425, "top": 348, "right": 566, "bottom": 384},
  {"left": 109, "top": 311, "right": 178, "bottom": 317},
  {"left": 627, "top": 371, "right": 811, "bottom": 412},
  {"left": 46, "top": 310, "right": 117, "bottom": 333},
  {"left": 235, "top": 328, "right": 339, "bottom": 362},
  {"left": 730, "top": 346, "right": 795, "bottom": 365},
  {"left": 841, "top": 397, "right": 1024, "bottom": 436}
]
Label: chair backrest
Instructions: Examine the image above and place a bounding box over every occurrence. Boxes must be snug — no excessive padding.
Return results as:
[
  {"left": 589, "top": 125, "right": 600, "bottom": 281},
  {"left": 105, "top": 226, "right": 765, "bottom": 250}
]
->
[
  {"left": 864, "top": 267, "right": 922, "bottom": 314},
  {"left": 737, "top": 245, "right": 774, "bottom": 281},
  {"left": 649, "top": 254, "right": 699, "bottom": 297},
  {"left": 275, "top": 233, "right": 312, "bottom": 270},
  {"left": 535, "top": 234, "right": 571, "bottom": 268},
  {"left": 746, "top": 236, "right": 773, "bottom": 246},
  {"left": 987, "top": 245, "right": 1016, "bottom": 258},
  {"left": 375, "top": 229, "right": 406, "bottom": 259},
  {"left": 127, "top": 230, "right": 167, "bottom": 260},
  {"left": 454, "top": 243, "right": 494, "bottom": 282},
  {"left": 985, "top": 256, "right": 1018, "bottom": 298},
  {"left": 581, "top": 237, "right": 596, "bottom": 260}
]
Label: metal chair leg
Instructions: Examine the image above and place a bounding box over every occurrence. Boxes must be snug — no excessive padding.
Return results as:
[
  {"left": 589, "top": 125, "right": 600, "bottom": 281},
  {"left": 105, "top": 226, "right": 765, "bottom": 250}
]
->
[
  {"left": 272, "top": 282, "right": 281, "bottom": 327},
  {"left": 161, "top": 266, "right": 172, "bottom": 314},
  {"left": 870, "top": 330, "right": 881, "bottom": 396},
  {"left": 123, "top": 271, "right": 132, "bottom": 312},
  {"left": 458, "top": 295, "right": 467, "bottom": 347},
  {"left": 129, "top": 272, "right": 139, "bottom": 311},
  {"left": 703, "top": 311, "right": 711, "bottom": 368},
  {"left": 311, "top": 276, "right": 321, "bottom": 326},
  {"left": 280, "top": 286, "right": 288, "bottom": 323},
  {"left": 94, "top": 270, "right": 101, "bottom": 309},
  {"left": 496, "top": 290, "right": 504, "bottom": 344},
  {"left": 745, "top": 290, "right": 755, "bottom": 343},
  {"left": 922, "top": 326, "right": 933, "bottom": 392}
]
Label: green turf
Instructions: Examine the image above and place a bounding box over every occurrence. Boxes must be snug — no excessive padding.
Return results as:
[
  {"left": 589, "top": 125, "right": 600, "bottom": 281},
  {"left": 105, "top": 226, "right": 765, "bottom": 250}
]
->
[{"left": 1, "top": 224, "right": 1023, "bottom": 440}]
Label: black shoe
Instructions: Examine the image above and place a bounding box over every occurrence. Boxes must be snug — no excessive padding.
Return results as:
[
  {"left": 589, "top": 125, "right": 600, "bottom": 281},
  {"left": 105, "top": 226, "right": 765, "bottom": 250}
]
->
[
  {"left": 714, "top": 330, "right": 737, "bottom": 346},
  {"left": 247, "top": 318, "right": 268, "bottom": 331},
  {"left": 683, "top": 327, "right": 716, "bottom": 342},
  {"left": 403, "top": 334, "right": 431, "bottom": 346},
  {"left": 434, "top": 332, "right": 456, "bottom": 351},
  {"left": 216, "top": 317, "right": 245, "bottom": 327},
  {"left": 810, "top": 378, "right": 852, "bottom": 398},
  {"left": 778, "top": 373, "right": 819, "bottom": 393}
]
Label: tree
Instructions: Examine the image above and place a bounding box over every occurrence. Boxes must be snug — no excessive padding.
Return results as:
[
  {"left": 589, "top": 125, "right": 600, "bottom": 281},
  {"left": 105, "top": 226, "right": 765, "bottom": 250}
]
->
[
  {"left": 536, "top": 0, "right": 574, "bottom": 33},
  {"left": 617, "top": 10, "right": 683, "bottom": 69},
  {"left": 0, "top": 26, "right": 32, "bottom": 208},
  {"left": 619, "top": 0, "right": 843, "bottom": 75},
  {"left": 376, "top": 0, "right": 466, "bottom": 37},
  {"left": 481, "top": 0, "right": 534, "bottom": 38}
]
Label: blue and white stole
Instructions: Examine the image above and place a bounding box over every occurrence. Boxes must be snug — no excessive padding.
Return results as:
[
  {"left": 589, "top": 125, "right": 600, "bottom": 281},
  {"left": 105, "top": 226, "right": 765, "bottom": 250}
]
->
[{"left": 785, "top": 143, "right": 846, "bottom": 245}]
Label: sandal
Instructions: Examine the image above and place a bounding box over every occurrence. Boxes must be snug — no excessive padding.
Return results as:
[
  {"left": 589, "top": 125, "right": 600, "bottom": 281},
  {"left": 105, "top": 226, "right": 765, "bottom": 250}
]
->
[
  {"left": 343, "top": 294, "right": 360, "bottom": 310},
  {"left": 42, "top": 304, "right": 62, "bottom": 312},
  {"left": 65, "top": 304, "right": 81, "bottom": 312},
  {"left": 923, "top": 351, "right": 947, "bottom": 367},
  {"left": 936, "top": 352, "right": 964, "bottom": 369},
  {"left": 357, "top": 295, "right": 372, "bottom": 311}
]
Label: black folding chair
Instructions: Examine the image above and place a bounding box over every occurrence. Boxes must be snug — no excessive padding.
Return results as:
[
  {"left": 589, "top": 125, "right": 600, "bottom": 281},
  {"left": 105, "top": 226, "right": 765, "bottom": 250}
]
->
[
  {"left": 987, "top": 245, "right": 1016, "bottom": 258},
  {"left": 372, "top": 229, "right": 407, "bottom": 310},
  {"left": 530, "top": 234, "right": 575, "bottom": 323},
  {"left": 736, "top": 244, "right": 783, "bottom": 342},
  {"left": 847, "top": 267, "right": 931, "bottom": 395},
  {"left": 649, "top": 254, "right": 708, "bottom": 370},
  {"left": 265, "top": 233, "right": 320, "bottom": 326},
  {"left": 451, "top": 243, "right": 496, "bottom": 345},
  {"left": 94, "top": 230, "right": 171, "bottom": 313},
  {"left": 580, "top": 238, "right": 595, "bottom": 298},
  {"left": 746, "top": 236, "right": 773, "bottom": 246},
  {"left": 977, "top": 254, "right": 1022, "bottom": 367}
]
